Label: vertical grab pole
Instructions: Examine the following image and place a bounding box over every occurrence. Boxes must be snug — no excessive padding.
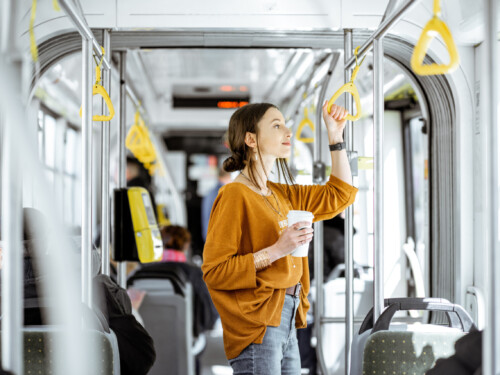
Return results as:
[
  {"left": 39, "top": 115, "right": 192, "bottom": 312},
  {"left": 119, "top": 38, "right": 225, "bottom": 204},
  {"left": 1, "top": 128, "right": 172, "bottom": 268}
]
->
[
  {"left": 117, "top": 51, "right": 128, "bottom": 289},
  {"left": 484, "top": 0, "right": 499, "bottom": 373},
  {"left": 343, "top": 28, "right": 354, "bottom": 375},
  {"left": 312, "top": 50, "right": 328, "bottom": 375},
  {"left": 1, "top": 1, "right": 23, "bottom": 373},
  {"left": 1, "top": 5, "right": 24, "bottom": 366},
  {"left": 373, "top": 38, "right": 385, "bottom": 322},
  {"left": 314, "top": 52, "right": 338, "bottom": 375},
  {"left": 101, "top": 30, "right": 111, "bottom": 276},
  {"left": 81, "top": 37, "right": 93, "bottom": 306}
]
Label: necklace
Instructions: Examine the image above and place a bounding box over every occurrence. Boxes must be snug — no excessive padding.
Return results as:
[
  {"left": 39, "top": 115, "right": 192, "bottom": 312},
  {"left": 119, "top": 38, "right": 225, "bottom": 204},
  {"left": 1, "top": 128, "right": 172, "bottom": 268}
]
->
[
  {"left": 240, "top": 171, "right": 295, "bottom": 268},
  {"left": 240, "top": 171, "right": 284, "bottom": 219}
]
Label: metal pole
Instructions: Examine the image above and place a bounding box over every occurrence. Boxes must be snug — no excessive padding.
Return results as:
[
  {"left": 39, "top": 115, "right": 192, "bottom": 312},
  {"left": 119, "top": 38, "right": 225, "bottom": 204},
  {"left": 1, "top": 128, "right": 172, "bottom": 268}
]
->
[
  {"left": 0, "top": 2, "right": 23, "bottom": 372},
  {"left": 484, "top": 0, "right": 499, "bottom": 373},
  {"left": 100, "top": 30, "right": 111, "bottom": 276},
  {"left": 312, "top": 52, "right": 338, "bottom": 375},
  {"left": 343, "top": 28, "right": 355, "bottom": 375},
  {"left": 380, "top": 0, "right": 401, "bottom": 24},
  {"left": 1, "top": 66, "right": 24, "bottom": 375},
  {"left": 81, "top": 37, "right": 93, "bottom": 306},
  {"left": 1, "top": 0, "right": 15, "bottom": 54},
  {"left": 373, "top": 38, "right": 385, "bottom": 323},
  {"left": 117, "top": 52, "right": 128, "bottom": 289},
  {"left": 313, "top": 222, "right": 328, "bottom": 375},
  {"left": 344, "top": 0, "right": 420, "bottom": 70},
  {"left": 58, "top": 0, "right": 111, "bottom": 70}
]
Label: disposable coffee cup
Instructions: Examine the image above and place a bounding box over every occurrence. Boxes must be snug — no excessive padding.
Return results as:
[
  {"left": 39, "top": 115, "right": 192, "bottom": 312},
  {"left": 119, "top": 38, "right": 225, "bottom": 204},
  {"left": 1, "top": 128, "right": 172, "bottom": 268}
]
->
[{"left": 287, "top": 210, "right": 314, "bottom": 257}]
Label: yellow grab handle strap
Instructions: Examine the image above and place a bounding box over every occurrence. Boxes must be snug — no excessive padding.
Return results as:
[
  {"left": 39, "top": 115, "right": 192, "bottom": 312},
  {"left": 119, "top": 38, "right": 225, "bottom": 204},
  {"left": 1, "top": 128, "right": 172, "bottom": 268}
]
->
[
  {"left": 29, "top": 0, "right": 38, "bottom": 62},
  {"left": 433, "top": 0, "right": 441, "bottom": 16},
  {"left": 327, "top": 82, "right": 362, "bottom": 122},
  {"left": 296, "top": 118, "right": 315, "bottom": 143},
  {"left": 92, "top": 84, "right": 115, "bottom": 121},
  {"left": 53, "top": 0, "right": 61, "bottom": 11},
  {"left": 126, "top": 125, "right": 157, "bottom": 164},
  {"left": 79, "top": 83, "right": 115, "bottom": 122},
  {"left": 411, "top": 17, "right": 459, "bottom": 76}
]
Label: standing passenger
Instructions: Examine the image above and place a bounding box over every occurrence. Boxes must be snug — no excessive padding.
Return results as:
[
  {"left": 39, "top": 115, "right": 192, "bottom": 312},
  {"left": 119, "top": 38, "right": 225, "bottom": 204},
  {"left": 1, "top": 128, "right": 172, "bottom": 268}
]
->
[
  {"left": 202, "top": 101, "right": 358, "bottom": 374},
  {"left": 201, "top": 169, "right": 232, "bottom": 242}
]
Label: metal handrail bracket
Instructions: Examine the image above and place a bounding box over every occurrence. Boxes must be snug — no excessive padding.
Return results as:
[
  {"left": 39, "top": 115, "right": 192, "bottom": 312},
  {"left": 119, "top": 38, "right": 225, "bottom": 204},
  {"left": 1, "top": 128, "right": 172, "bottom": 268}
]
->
[
  {"left": 58, "top": 0, "right": 111, "bottom": 70},
  {"left": 345, "top": 0, "right": 421, "bottom": 70}
]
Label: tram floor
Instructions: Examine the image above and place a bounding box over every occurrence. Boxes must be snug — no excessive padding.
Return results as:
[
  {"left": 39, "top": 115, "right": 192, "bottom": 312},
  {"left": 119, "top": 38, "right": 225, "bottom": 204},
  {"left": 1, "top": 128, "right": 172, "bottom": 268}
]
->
[{"left": 200, "top": 319, "right": 233, "bottom": 375}]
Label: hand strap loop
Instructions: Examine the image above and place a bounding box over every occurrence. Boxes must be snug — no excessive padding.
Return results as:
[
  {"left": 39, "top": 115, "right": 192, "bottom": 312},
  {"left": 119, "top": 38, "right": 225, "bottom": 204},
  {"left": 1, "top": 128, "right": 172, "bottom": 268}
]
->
[{"left": 327, "top": 46, "right": 364, "bottom": 121}]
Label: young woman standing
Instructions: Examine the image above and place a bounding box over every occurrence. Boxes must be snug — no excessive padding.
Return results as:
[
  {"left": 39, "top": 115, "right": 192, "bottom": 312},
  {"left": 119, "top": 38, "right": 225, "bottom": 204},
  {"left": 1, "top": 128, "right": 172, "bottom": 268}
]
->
[{"left": 202, "top": 101, "right": 358, "bottom": 374}]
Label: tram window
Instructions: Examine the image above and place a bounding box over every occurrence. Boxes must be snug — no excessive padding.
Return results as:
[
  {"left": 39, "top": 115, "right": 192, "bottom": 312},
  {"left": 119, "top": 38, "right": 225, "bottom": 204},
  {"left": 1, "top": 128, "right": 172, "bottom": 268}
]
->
[
  {"left": 44, "top": 114, "right": 56, "bottom": 168},
  {"left": 35, "top": 107, "right": 81, "bottom": 226},
  {"left": 37, "top": 110, "right": 44, "bottom": 161}
]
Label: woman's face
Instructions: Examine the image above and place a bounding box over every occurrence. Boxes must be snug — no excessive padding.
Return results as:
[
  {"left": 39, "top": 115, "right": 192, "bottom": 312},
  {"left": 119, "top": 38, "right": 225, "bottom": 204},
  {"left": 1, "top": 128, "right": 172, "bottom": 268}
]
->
[{"left": 255, "top": 108, "right": 292, "bottom": 160}]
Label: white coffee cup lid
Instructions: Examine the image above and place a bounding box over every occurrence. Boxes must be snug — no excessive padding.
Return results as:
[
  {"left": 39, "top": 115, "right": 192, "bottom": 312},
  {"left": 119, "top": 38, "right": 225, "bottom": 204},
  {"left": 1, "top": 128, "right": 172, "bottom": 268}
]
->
[{"left": 287, "top": 210, "right": 314, "bottom": 219}]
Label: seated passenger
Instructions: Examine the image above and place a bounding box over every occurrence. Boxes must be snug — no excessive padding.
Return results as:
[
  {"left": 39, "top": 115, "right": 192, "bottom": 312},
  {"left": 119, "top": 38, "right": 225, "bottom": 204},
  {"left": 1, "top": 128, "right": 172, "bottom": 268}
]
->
[
  {"left": 128, "top": 225, "right": 218, "bottom": 375},
  {"left": 93, "top": 274, "right": 156, "bottom": 375},
  {"left": 0, "top": 208, "right": 156, "bottom": 375},
  {"left": 159, "top": 225, "right": 218, "bottom": 335},
  {"left": 426, "top": 329, "right": 482, "bottom": 375}
]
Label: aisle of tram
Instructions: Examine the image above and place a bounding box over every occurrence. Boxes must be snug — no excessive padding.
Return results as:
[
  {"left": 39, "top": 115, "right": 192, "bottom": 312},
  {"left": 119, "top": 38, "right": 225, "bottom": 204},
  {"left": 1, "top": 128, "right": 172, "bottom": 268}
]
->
[{"left": 1, "top": 0, "right": 500, "bottom": 374}]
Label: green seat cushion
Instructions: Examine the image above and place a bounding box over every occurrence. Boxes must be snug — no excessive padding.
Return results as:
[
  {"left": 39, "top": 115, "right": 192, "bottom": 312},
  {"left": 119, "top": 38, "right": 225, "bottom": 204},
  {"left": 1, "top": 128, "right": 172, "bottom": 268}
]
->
[
  {"left": 362, "top": 330, "right": 465, "bottom": 375},
  {"left": 1, "top": 330, "right": 114, "bottom": 374}
]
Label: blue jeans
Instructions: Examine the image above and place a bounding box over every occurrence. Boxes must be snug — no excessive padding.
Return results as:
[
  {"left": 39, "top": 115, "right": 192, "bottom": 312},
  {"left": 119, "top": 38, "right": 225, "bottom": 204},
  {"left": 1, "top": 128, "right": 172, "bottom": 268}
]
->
[{"left": 229, "top": 294, "right": 301, "bottom": 375}]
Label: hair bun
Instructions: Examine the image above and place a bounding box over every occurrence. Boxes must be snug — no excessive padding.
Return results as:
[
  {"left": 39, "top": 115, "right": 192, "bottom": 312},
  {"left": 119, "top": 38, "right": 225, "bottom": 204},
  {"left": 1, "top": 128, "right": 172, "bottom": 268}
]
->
[{"left": 223, "top": 154, "right": 244, "bottom": 172}]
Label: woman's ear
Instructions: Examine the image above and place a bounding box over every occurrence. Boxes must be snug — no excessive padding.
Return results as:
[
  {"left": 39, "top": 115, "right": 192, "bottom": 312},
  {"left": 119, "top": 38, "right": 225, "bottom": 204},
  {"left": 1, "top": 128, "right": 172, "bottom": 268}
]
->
[{"left": 245, "top": 132, "right": 257, "bottom": 149}]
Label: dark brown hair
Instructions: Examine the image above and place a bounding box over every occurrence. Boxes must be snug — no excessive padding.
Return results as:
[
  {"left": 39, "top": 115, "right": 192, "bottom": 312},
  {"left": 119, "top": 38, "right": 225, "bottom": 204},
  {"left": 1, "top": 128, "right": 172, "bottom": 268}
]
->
[
  {"left": 160, "top": 225, "right": 191, "bottom": 251},
  {"left": 222, "top": 103, "right": 295, "bottom": 187}
]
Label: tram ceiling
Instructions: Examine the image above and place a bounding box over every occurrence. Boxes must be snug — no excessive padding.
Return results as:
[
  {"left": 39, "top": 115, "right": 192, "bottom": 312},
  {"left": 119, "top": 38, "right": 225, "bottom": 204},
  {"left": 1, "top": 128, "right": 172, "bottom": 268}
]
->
[{"left": 35, "top": 30, "right": 430, "bottom": 130}]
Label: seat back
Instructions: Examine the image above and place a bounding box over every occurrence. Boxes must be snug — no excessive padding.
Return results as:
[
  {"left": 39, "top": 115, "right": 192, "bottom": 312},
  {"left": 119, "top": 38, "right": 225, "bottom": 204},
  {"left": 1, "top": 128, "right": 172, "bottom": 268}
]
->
[
  {"left": 351, "top": 298, "right": 475, "bottom": 375},
  {"left": 0, "top": 328, "right": 116, "bottom": 374},
  {"left": 362, "top": 330, "right": 465, "bottom": 374},
  {"left": 130, "top": 278, "right": 194, "bottom": 375},
  {"left": 322, "top": 276, "right": 373, "bottom": 374}
]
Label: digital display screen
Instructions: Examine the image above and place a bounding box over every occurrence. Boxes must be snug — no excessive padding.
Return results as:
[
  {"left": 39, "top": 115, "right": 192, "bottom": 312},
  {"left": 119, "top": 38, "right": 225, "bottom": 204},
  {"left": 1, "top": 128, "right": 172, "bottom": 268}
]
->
[
  {"left": 141, "top": 193, "right": 157, "bottom": 226},
  {"left": 172, "top": 96, "right": 250, "bottom": 108}
]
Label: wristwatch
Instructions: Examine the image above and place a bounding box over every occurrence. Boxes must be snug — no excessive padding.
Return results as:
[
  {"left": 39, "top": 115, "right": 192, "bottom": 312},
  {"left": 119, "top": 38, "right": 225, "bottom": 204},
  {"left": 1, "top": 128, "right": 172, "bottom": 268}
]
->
[{"left": 329, "top": 142, "right": 346, "bottom": 151}]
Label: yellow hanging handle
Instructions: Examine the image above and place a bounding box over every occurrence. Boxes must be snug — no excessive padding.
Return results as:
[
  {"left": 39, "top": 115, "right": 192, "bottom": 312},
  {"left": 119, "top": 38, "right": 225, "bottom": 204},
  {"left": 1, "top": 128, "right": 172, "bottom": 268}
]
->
[
  {"left": 296, "top": 107, "right": 315, "bottom": 143},
  {"left": 29, "top": 0, "right": 39, "bottom": 62},
  {"left": 79, "top": 47, "right": 115, "bottom": 122},
  {"left": 30, "top": 0, "right": 61, "bottom": 62},
  {"left": 327, "top": 46, "right": 365, "bottom": 122},
  {"left": 126, "top": 110, "right": 158, "bottom": 175},
  {"left": 411, "top": 0, "right": 459, "bottom": 76}
]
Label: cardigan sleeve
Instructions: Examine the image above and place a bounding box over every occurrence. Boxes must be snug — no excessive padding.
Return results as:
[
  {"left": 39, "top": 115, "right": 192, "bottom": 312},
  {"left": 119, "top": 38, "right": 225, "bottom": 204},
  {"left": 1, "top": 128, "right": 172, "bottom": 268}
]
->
[
  {"left": 202, "top": 187, "right": 257, "bottom": 291},
  {"left": 281, "top": 175, "right": 358, "bottom": 222}
]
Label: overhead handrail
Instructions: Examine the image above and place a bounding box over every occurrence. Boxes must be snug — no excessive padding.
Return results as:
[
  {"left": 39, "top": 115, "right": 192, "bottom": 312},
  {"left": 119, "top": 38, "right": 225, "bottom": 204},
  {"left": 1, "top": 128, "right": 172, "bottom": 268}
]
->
[
  {"left": 296, "top": 107, "right": 315, "bottom": 143},
  {"left": 411, "top": 0, "right": 459, "bottom": 75},
  {"left": 58, "top": 0, "right": 111, "bottom": 70},
  {"left": 327, "top": 46, "right": 365, "bottom": 121},
  {"left": 79, "top": 47, "right": 115, "bottom": 122}
]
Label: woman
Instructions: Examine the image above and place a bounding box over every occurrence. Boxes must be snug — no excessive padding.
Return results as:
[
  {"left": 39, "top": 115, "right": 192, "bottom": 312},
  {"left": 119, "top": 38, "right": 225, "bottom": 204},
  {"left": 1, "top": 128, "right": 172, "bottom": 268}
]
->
[
  {"left": 202, "top": 101, "right": 358, "bottom": 374},
  {"left": 160, "top": 225, "right": 191, "bottom": 262}
]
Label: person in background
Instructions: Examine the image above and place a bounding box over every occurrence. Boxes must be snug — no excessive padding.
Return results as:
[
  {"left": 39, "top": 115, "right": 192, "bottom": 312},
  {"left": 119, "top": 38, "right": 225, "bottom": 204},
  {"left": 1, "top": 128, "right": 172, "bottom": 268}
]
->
[
  {"left": 201, "top": 169, "right": 232, "bottom": 242},
  {"left": 159, "top": 225, "right": 218, "bottom": 332},
  {"left": 126, "top": 156, "right": 157, "bottom": 220}
]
